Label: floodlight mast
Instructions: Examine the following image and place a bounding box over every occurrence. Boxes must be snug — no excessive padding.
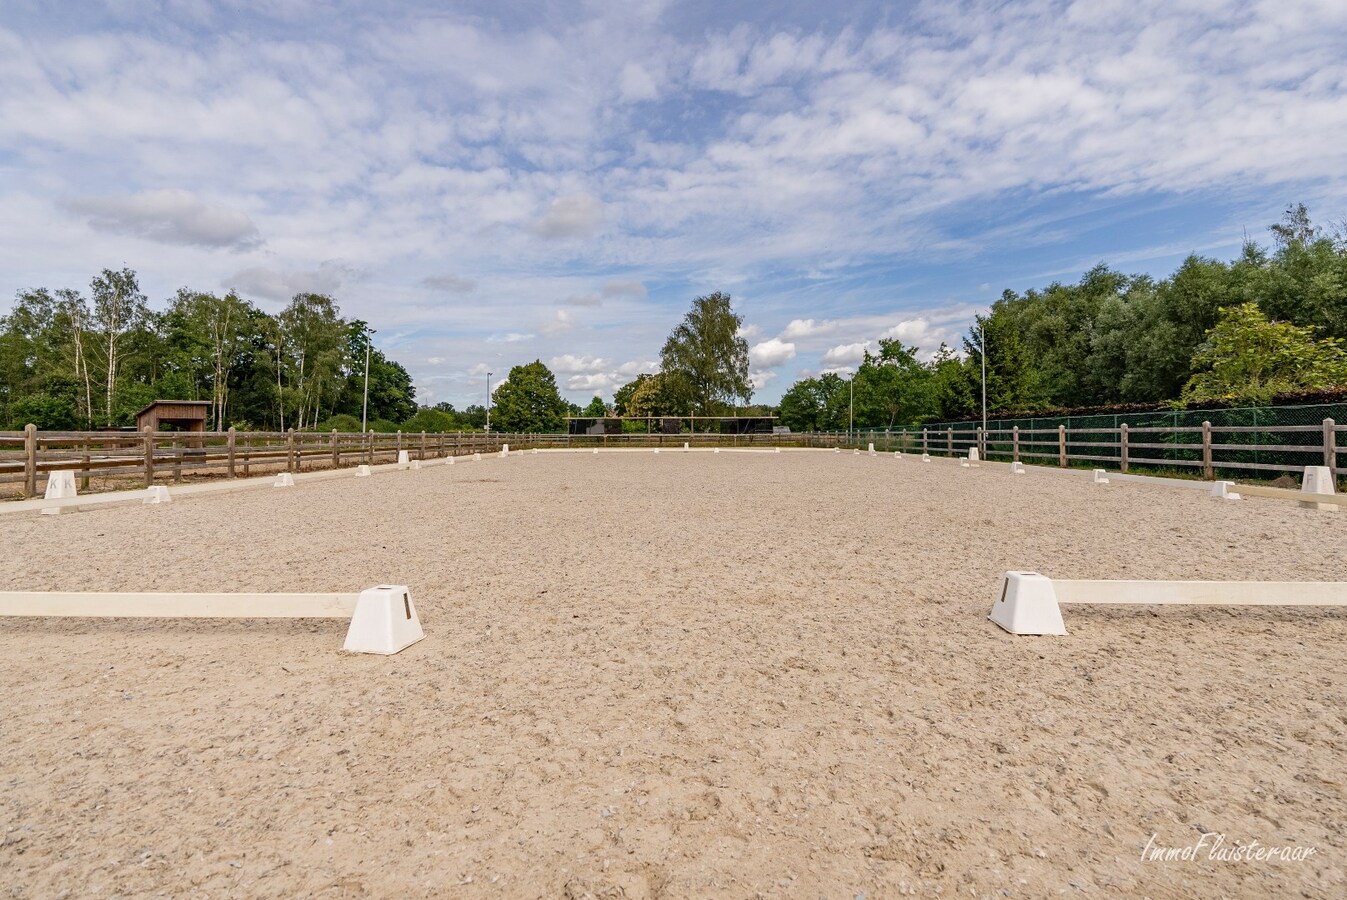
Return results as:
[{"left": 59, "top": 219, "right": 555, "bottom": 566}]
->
[
  {"left": 361, "top": 326, "right": 376, "bottom": 433},
  {"left": 486, "top": 371, "right": 492, "bottom": 433}
]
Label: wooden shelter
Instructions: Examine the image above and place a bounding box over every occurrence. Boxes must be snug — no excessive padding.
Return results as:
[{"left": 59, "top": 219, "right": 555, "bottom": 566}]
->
[{"left": 135, "top": 400, "right": 211, "bottom": 433}]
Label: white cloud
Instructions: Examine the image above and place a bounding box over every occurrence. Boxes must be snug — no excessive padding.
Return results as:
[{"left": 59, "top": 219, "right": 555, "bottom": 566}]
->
[
  {"left": 748, "top": 369, "right": 778, "bottom": 390},
  {"left": 749, "top": 337, "right": 796, "bottom": 367},
  {"left": 225, "top": 260, "right": 357, "bottom": 303},
  {"left": 550, "top": 354, "right": 609, "bottom": 374},
  {"left": 528, "top": 194, "right": 604, "bottom": 239},
  {"left": 65, "top": 189, "right": 259, "bottom": 249},
  {"left": 619, "top": 62, "right": 658, "bottom": 102},
  {"left": 822, "top": 341, "right": 871, "bottom": 365},
  {"left": 485, "top": 332, "right": 534, "bottom": 343},
  {"left": 781, "top": 318, "right": 837, "bottom": 339},
  {"left": 541, "top": 309, "right": 574, "bottom": 335}
]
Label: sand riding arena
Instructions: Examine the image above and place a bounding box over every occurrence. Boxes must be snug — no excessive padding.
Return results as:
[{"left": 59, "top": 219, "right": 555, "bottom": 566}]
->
[{"left": 1, "top": 449, "right": 1344, "bottom": 897}]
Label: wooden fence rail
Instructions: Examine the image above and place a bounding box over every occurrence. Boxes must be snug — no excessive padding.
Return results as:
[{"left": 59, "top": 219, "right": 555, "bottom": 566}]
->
[{"left": 1, "top": 420, "right": 1342, "bottom": 498}]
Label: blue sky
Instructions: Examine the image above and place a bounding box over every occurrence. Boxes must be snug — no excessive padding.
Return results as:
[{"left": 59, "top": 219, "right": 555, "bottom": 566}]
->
[{"left": 2, "top": 0, "right": 1345, "bottom": 407}]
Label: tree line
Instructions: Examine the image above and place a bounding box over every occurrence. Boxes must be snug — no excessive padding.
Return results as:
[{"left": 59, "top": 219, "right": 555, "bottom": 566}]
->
[
  {"left": 0, "top": 269, "right": 419, "bottom": 431},
  {"left": 776, "top": 205, "right": 1347, "bottom": 431}
]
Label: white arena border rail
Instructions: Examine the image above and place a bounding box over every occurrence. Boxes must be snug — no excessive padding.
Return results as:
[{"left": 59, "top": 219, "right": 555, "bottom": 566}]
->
[
  {"left": 0, "top": 584, "right": 424, "bottom": 654},
  {"left": 989, "top": 571, "right": 1347, "bottom": 635}
]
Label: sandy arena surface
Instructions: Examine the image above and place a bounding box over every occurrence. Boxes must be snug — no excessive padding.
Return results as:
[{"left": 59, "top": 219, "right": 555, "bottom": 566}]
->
[{"left": 1, "top": 450, "right": 1344, "bottom": 898}]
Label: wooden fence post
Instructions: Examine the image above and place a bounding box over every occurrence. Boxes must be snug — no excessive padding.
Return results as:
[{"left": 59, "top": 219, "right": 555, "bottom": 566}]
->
[
  {"left": 172, "top": 438, "right": 182, "bottom": 484},
  {"left": 1012, "top": 426, "right": 1019, "bottom": 462},
  {"left": 976, "top": 426, "right": 983, "bottom": 459},
  {"left": 367, "top": 431, "right": 374, "bottom": 465},
  {"left": 23, "top": 423, "right": 37, "bottom": 498},
  {"left": 287, "top": 428, "right": 296, "bottom": 473},
  {"left": 1325, "top": 418, "right": 1337, "bottom": 475},
  {"left": 143, "top": 426, "right": 155, "bottom": 487},
  {"left": 438, "top": 433, "right": 445, "bottom": 457},
  {"left": 1119, "top": 423, "right": 1129, "bottom": 474},
  {"left": 1202, "top": 420, "right": 1213, "bottom": 480},
  {"left": 947, "top": 427, "right": 953, "bottom": 456},
  {"left": 922, "top": 428, "right": 928, "bottom": 454},
  {"left": 396, "top": 430, "right": 402, "bottom": 456},
  {"left": 420, "top": 431, "right": 427, "bottom": 460},
  {"left": 80, "top": 439, "right": 90, "bottom": 492},
  {"left": 331, "top": 429, "right": 339, "bottom": 467},
  {"left": 1058, "top": 424, "right": 1067, "bottom": 467},
  {"left": 227, "top": 427, "right": 237, "bottom": 478}
]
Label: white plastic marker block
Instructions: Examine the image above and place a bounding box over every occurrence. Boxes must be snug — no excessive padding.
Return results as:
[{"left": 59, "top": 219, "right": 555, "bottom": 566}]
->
[
  {"left": 774, "top": 447, "right": 781, "bottom": 454},
  {"left": 894, "top": 451, "right": 902, "bottom": 459},
  {"left": 40, "top": 507, "right": 62, "bottom": 516},
  {"left": 868, "top": 443, "right": 875, "bottom": 456},
  {"left": 834, "top": 448, "right": 840, "bottom": 454},
  {"left": 355, "top": 464, "right": 371, "bottom": 477},
  {"left": 473, "top": 453, "right": 481, "bottom": 461},
  {"left": 1301, "top": 465, "right": 1337, "bottom": 512},
  {"left": 501, "top": 444, "right": 509, "bottom": 457},
  {"left": 853, "top": 449, "right": 860, "bottom": 456},
  {"left": 343, "top": 584, "right": 424, "bottom": 655},
  {"left": 44, "top": 471, "right": 77, "bottom": 500},
  {"left": 683, "top": 442, "right": 689, "bottom": 450},
  {"left": 1011, "top": 461, "right": 1026, "bottom": 475},
  {"left": 143, "top": 485, "right": 171, "bottom": 504},
  {"left": 922, "top": 453, "right": 931, "bottom": 463},
  {"left": 273, "top": 472, "right": 295, "bottom": 487},
  {"left": 446, "top": 456, "right": 454, "bottom": 465},
  {"left": 592, "top": 449, "right": 599, "bottom": 455},
  {"left": 988, "top": 572, "right": 1067, "bottom": 636},
  {"left": 1212, "top": 481, "right": 1241, "bottom": 500},
  {"left": 532, "top": 448, "right": 538, "bottom": 455},
  {"left": 713, "top": 448, "right": 720, "bottom": 454},
  {"left": 968, "top": 447, "right": 980, "bottom": 463},
  {"left": 1092, "top": 469, "right": 1110, "bottom": 484},
  {"left": 397, "top": 450, "right": 410, "bottom": 468},
  {"left": 653, "top": 448, "right": 660, "bottom": 454},
  {"left": 960, "top": 459, "right": 970, "bottom": 468},
  {"left": 410, "top": 459, "right": 422, "bottom": 470}
]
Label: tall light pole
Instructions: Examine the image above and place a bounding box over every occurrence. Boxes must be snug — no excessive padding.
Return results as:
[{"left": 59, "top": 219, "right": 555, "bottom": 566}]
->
[
  {"left": 485, "top": 371, "right": 492, "bottom": 433},
  {"left": 980, "top": 318, "right": 988, "bottom": 452},
  {"left": 361, "top": 326, "right": 376, "bottom": 433},
  {"left": 849, "top": 373, "right": 854, "bottom": 441}
]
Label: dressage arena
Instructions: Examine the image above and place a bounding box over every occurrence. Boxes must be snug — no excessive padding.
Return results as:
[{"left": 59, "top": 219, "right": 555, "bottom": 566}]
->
[{"left": 1, "top": 451, "right": 1344, "bottom": 897}]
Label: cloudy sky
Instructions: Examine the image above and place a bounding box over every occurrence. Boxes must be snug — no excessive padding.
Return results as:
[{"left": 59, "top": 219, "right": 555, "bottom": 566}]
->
[{"left": 3, "top": 0, "right": 1345, "bottom": 407}]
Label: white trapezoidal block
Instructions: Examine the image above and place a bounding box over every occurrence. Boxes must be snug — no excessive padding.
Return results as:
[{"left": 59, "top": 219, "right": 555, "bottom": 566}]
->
[
  {"left": 714, "top": 448, "right": 720, "bottom": 454},
  {"left": 501, "top": 444, "right": 510, "bottom": 457},
  {"left": 44, "top": 471, "right": 77, "bottom": 500},
  {"left": 774, "top": 447, "right": 781, "bottom": 454},
  {"left": 532, "top": 448, "right": 538, "bottom": 455},
  {"left": 960, "top": 460, "right": 970, "bottom": 468},
  {"left": 683, "top": 442, "right": 689, "bottom": 450},
  {"left": 143, "top": 485, "right": 171, "bottom": 504},
  {"left": 397, "top": 450, "right": 410, "bottom": 468},
  {"left": 593, "top": 449, "right": 599, "bottom": 454},
  {"left": 1301, "top": 465, "right": 1337, "bottom": 512},
  {"left": 1212, "top": 481, "right": 1241, "bottom": 500},
  {"left": 1011, "top": 461, "right": 1026, "bottom": 475},
  {"left": 853, "top": 449, "right": 860, "bottom": 455},
  {"left": 1092, "top": 469, "right": 1110, "bottom": 484},
  {"left": 922, "top": 453, "right": 931, "bottom": 463},
  {"left": 834, "top": 448, "right": 840, "bottom": 453},
  {"left": 40, "top": 507, "right": 62, "bottom": 516},
  {"left": 273, "top": 472, "right": 295, "bottom": 487},
  {"left": 473, "top": 453, "right": 481, "bottom": 461},
  {"left": 968, "top": 447, "right": 980, "bottom": 463},
  {"left": 989, "top": 572, "right": 1067, "bottom": 636},
  {"left": 868, "top": 443, "right": 875, "bottom": 455},
  {"left": 343, "top": 584, "right": 424, "bottom": 654},
  {"left": 410, "top": 459, "right": 422, "bottom": 470},
  {"left": 894, "top": 451, "right": 902, "bottom": 459},
  {"left": 355, "top": 464, "right": 371, "bottom": 477}
]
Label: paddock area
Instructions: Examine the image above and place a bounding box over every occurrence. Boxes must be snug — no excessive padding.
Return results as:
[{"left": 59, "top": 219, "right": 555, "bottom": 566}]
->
[{"left": 1, "top": 451, "right": 1343, "bottom": 897}]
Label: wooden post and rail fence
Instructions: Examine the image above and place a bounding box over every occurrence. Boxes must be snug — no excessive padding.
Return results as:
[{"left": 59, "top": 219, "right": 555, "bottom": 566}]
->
[{"left": 1, "top": 419, "right": 1342, "bottom": 498}]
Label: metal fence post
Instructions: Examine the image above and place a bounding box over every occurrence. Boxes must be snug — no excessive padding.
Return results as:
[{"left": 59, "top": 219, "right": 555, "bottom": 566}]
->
[
  {"left": 1325, "top": 418, "right": 1337, "bottom": 475},
  {"left": 227, "top": 426, "right": 237, "bottom": 478},
  {"left": 1058, "top": 424, "right": 1066, "bottom": 467},
  {"left": 1202, "top": 420, "right": 1213, "bottom": 480},
  {"left": 23, "top": 423, "right": 37, "bottom": 497},
  {"left": 1120, "top": 423, "right": 1129, "bottom": 474}
]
